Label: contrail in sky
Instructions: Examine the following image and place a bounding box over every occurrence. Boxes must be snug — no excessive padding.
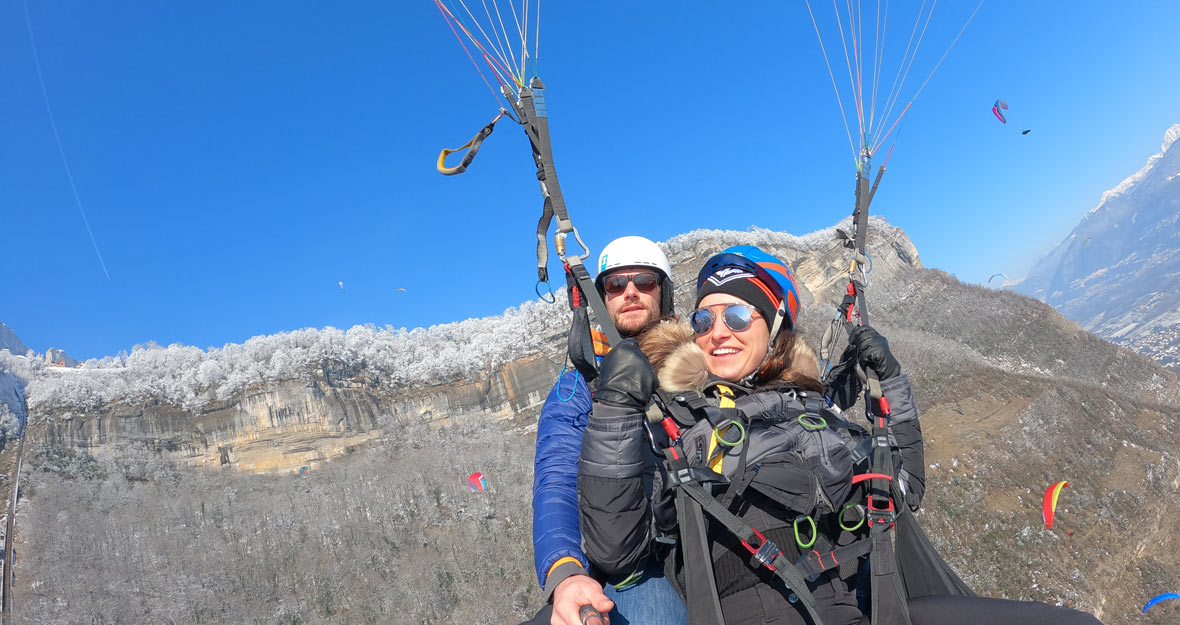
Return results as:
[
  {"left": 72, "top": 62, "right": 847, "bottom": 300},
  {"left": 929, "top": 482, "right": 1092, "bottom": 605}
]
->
[{"left": 23, "top": 0, "right": 111, "bottom": 280}]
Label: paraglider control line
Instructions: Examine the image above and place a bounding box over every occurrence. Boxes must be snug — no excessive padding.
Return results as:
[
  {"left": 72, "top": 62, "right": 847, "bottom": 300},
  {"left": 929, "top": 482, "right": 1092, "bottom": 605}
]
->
[
  {"left": 556, "top": 365, "right": 579, "bottom": 402},
  {"left": 536, "top": 279, "right": 556, "bottom": 303}
]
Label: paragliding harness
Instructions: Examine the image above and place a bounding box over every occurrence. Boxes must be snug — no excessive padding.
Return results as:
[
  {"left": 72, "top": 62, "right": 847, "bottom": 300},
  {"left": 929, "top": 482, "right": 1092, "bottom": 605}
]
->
[{"left": 645, "top": 380, "right": 911, "bottom": 625}]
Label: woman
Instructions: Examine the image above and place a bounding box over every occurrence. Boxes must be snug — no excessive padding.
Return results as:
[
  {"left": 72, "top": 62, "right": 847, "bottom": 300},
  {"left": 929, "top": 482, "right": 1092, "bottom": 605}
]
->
[{"left": 578, "top": 245, "right": 1102, "bottom": 625}]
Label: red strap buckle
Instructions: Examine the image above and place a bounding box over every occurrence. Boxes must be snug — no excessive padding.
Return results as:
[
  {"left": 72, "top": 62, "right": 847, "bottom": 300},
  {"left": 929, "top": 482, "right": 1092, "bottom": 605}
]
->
[
  {"left": 741, "top": 529, "right": 781, "bottom": 571},
  {"left": 661, "top": 418, "right": 682, "bottom": 442},
  {"left": 852, "top": 473, "right": 896, "bottom": 529}
]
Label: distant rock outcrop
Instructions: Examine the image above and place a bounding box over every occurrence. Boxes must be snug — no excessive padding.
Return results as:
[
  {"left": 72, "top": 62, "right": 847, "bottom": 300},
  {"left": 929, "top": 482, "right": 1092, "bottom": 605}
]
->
[
  {"left": 44, "top": 348, "right": 77, "bottom": 368},
  {"left": 1017, "top": 124, "right": 1180, "bottom": 371}
]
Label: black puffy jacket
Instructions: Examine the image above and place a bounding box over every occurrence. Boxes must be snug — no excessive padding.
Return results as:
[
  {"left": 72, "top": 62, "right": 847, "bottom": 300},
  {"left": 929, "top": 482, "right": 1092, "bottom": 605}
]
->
[{"left": 578, "top": 322, "right": 925, "bottom": 625}]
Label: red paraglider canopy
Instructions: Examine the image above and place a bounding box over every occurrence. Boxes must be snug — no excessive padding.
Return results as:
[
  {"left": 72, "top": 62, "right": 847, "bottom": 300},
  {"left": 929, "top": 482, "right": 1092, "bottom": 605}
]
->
[{"left": 1043, "top": 480, "right": 1068, "bottom": 528}]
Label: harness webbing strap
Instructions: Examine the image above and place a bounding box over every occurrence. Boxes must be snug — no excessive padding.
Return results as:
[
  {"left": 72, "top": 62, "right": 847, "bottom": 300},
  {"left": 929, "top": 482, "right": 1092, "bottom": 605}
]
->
[
  {"left": 566, "top": 258, "right": 621, "bottom": 348},
  {"left": 669, "top": 454, "right": 726, "bottom": 625},
  {"left": 566, "top": 303, "right": 598, "bottom": 384},
  {"left": 672, "top": 477, "right": 828, "bottom": 625},
  {"left": 867, "top": 402, "right": 911, "bottom": 625}
]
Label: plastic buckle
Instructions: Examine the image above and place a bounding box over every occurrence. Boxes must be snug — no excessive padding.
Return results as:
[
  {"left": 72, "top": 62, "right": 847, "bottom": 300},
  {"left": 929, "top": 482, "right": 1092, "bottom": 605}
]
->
[
  {"left": 741, "top": 529, "right": 781, "bottom": 571},
  {"left": 852, "top": 473, "right": 896, "bottom": 529},
  {"left": 866, "top": 499, "right": 896, "bottom": 529}
]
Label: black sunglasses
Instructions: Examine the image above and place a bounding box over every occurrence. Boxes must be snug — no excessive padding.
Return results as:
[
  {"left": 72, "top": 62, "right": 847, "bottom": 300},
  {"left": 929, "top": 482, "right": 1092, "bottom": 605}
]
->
[
  {"left": 690, "top": 304, "right": 759, "bottom": 335},
  {"left": 603, "top": 272, "right": 660, "bottom": 295}
]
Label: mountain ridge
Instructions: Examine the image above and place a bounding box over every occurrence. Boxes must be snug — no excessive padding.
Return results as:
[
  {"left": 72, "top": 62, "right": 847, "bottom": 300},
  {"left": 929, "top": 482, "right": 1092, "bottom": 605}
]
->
[{"left": 1016, "top": 123, "right": 1180, "bottom": 371}]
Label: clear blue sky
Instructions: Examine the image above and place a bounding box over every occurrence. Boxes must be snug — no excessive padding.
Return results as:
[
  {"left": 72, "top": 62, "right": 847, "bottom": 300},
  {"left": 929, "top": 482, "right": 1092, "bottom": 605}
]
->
[{"left": 2, "top": 1, "right": 1177, "bottom": 360}]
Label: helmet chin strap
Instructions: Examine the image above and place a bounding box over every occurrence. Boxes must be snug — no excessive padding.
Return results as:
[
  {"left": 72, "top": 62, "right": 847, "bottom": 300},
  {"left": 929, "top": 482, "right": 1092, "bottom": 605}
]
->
[{"left": 740, "top": 303, "right": 788, "bottom": 386}]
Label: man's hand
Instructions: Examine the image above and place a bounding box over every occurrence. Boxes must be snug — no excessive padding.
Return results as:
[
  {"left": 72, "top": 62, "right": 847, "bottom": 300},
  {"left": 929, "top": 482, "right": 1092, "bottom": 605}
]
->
[{"left": 551, "top": 575, "right": 613, "bottom": 625}]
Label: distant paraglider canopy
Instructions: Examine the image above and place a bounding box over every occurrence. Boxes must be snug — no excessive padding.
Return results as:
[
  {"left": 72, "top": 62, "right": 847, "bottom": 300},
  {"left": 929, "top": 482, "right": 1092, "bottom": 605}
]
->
[
  {"left": 467, "top": 471, "right": 486, "bottom": 493},
  {"left": 1043, "top": 480, "right": 1069, "bottom": 529},
  {"left": 992, "top": 99, "right": 1008, "bottom": 124},
  {"left": 1144, "top": 593, "right": 1180, "bottom": 613},
  {"left": 1021, "top": 129, "right": 1031, "bottom": 135},
  {"left": 987, "top": 272, "right": 1007, "bottom": 285}
]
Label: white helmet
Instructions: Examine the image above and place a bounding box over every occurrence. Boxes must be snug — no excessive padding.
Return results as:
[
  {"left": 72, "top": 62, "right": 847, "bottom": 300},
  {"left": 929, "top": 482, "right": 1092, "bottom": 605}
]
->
[
  {"left": 595, "top": 236, "right": 675, "bottom": 316},
  {"left": 596, "top": 236, "right": 672, "bottom": 280}
]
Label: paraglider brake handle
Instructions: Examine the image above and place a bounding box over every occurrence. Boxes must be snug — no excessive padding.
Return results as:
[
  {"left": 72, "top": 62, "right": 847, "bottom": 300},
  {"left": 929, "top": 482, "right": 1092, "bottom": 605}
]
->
[{"left": 436, "top": 110, "right": 508, "bottom": 176}]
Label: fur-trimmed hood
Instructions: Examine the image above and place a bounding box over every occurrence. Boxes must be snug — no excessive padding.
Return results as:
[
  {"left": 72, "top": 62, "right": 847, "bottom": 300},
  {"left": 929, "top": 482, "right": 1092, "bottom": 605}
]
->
[{"left": 638, "top": 320, "right": 821, "bottom": 393}]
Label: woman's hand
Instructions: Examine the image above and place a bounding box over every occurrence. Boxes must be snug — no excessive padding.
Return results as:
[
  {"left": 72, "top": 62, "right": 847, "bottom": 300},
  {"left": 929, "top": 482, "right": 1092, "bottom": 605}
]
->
[
  {"left": 595, "top": 338, "right": 657, "bottom": 410},
  {"left": 825, "top": 325, "right": 900, "bottom": 410},
  {"left": 848, "top": 326, "right": 901, "bottom": 380}
]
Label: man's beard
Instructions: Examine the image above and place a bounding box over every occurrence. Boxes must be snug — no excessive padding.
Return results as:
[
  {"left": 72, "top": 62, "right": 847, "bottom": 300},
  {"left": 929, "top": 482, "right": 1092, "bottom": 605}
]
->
[{"left": 617, "top": 311, "right": 663, "bottom": 338}]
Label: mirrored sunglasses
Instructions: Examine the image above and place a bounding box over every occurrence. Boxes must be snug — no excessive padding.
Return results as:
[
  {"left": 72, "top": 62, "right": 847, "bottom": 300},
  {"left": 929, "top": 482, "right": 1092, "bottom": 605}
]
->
[
  {"left": 690, "top": 304, "right": 759, "bottom": 335},
  {"left": 603, "top": 272, "right": 660, "bottom": 295}
]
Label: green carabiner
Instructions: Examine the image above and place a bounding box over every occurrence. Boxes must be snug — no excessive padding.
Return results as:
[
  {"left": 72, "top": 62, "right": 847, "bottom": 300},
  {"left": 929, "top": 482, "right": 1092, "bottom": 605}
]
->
[
  {"left": 839, "top": 503, "right": 866, "bottom": 532},
  {"left": 714, "top": 419, "right": 746, "bottom": 448},
  {"left": 797, "top": 413, "right": 828, "bottom": 430},
  {"left": 794, "top": 515, "right": 817, "bottom": 549}
]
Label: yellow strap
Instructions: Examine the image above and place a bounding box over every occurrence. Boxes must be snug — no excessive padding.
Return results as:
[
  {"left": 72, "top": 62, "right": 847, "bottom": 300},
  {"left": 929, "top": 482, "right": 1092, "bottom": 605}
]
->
[
  {"left": 546, "top": 556, "right": 584, "bottom": 583},
  {"left": 707, "top": 385, "right": 737, "bottom": 473}
]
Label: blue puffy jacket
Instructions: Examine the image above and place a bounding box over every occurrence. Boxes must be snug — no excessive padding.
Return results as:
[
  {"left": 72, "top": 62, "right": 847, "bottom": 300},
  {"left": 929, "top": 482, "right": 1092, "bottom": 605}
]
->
[{"left": 532, "top": 368, "right": 593, "bottom": 595}]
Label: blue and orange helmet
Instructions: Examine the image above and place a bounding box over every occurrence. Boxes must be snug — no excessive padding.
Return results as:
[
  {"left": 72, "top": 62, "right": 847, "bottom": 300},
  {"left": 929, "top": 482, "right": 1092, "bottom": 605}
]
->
[{"left": 695, "top": 245, "right": 800, "bottom": 337}]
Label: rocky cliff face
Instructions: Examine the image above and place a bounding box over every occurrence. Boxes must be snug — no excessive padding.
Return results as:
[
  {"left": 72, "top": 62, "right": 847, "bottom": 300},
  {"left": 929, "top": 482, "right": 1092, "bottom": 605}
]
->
[{"left": 30, "top": 353, "right": 563, "bottom": 473}]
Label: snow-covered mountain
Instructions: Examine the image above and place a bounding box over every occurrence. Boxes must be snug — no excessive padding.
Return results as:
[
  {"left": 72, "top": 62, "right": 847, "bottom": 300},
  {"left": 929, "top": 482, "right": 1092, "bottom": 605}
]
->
[
  {"left": 0, "top": 322, "right": 29, "bottom": 355},
  {"left": 1016, "top": 124, "right": 1180, "bottom": 371},
  {"left": 0, "top": 322, "right": 30, "bottom": 433}
]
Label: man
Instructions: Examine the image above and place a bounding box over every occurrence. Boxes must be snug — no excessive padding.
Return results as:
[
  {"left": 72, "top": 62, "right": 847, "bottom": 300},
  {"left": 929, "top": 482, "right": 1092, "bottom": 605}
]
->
[{"left": 530, "top": 236, "right": 686, "bottom": 625}]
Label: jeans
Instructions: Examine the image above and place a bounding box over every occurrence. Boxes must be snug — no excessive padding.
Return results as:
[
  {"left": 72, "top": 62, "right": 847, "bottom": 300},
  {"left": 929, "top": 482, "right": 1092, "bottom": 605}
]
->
[{"left": 604, "top": 560, "right": 688, "bottom": 625}]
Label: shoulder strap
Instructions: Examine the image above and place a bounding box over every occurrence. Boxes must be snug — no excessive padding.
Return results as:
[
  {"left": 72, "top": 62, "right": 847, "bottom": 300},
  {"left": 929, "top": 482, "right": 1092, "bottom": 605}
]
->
[{"left": 564, "top": 262, "right": 604, "bottom": 385}]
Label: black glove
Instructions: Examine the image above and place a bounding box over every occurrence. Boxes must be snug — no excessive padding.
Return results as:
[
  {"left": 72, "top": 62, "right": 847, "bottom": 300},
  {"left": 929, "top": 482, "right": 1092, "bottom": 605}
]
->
[
  {"left": 824, "top": 326, "right": 900, "bottom": 410},
  {"left": 594, "top": 338, "right": 657, "bottom": 410},
  {"left": 848, "top": 325, "right": 901, "bottom": 380}
]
